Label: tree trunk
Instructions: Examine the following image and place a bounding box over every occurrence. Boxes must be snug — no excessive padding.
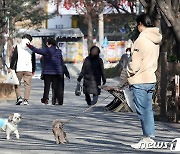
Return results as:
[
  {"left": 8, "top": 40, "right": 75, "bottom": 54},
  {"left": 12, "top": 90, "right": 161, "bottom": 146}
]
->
[
  {"left": 173, "top": 18, "right": 180, "bottom": 52},
  {"left": 87, "top": 14, "right": 93, "bottom": 51},
  {"left": 98, "top": 13, "right": 104, "bottom": 49},
  {"left": 6, "top": 17, "right": 14, "bottom": 64},
  {"left": 159, "top": 19, "right": 173, "bottom": 120},
  {"left": 6, "top": 34, "right": 13, "bottom": 64},
  {"left": 0, "top": 35, "right": 5, "bottom": 71},
  {"left": 0, "top": 1, "right": 6, "bottom": 73},
  {"left": 160, "top": 50, "right": 168, "bottom": 120},
  {"left": 0, "top": 1, "right": 3, "bottom": 71},
  {"left": 157, "top": 0, "right": 180, "bottom": 43}
]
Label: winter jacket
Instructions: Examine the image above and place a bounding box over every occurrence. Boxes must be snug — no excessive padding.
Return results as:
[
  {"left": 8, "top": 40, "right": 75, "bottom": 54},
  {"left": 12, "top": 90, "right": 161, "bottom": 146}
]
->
[
  {"left": 77, "top": 55, "right": 106, "bottom": 95},
  {"left": 10, "top": 39, "right": 36, "bottom": 73},
  {"left": 127, "top": 27, "right": 162, "bottom": 85},
  {"left": 40, "top": 55, "right": 70, "bottom": 78},
  {"left": 29, "top": 46, "right": 64, "bottom": 75}
]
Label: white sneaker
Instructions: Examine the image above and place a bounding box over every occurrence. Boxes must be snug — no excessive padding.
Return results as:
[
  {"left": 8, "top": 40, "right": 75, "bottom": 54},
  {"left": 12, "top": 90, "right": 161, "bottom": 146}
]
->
[
  {"left": 131, "top": 137, "right": 155, "bottom": 149},
  {"left": 23, "top": 100, "right": 29, "bottom": 105}
]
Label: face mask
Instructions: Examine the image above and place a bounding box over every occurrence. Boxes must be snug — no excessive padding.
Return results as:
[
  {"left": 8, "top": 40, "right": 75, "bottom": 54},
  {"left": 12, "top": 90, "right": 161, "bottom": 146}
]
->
[{"left": 127, "top": 51, "right": 131, "bottom": 55}]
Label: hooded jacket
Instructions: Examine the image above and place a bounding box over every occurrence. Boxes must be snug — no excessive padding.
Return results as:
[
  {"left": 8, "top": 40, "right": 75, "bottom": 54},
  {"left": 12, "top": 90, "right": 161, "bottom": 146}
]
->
[
  {"left": 127, "top": 27, "right": 162, "bottom": 85},
  {"left": 10, "top": 38, "right": 36, "bottom": 73}
]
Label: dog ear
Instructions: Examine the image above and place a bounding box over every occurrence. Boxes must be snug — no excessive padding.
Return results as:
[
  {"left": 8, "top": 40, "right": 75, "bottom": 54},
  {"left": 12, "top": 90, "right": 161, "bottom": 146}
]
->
[{"left": 8, "top": 114, "right": 14, "bottom": 122}]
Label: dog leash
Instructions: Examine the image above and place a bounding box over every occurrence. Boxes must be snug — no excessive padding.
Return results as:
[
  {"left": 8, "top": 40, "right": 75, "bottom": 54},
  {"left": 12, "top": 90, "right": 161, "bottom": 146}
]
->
[{"left": 62, "top": 95, "right": 111, "bottom": 126}]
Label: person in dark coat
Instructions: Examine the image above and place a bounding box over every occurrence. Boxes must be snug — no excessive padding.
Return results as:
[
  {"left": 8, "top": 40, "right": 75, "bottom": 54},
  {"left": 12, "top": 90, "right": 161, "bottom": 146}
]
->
[
  {"left": 27, "top": 37, "right": 69, "bottom": 105},
  {"left": 77, "top": 46, "right": 106, "bottom": 106},
  {"left": 40, "top": 55, "right": 70, "bottom": 105}
]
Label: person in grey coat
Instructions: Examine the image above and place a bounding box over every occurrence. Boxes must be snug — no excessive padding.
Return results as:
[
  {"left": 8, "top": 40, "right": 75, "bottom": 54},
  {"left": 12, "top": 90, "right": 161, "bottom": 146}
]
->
[
  {"left": 77, "top": 46, "right": 106, "bottom": 106},
  {"left": 119, "top": 48, "right": 131, "bottom": 75},
  {"left": 118, "top": 48, "right": 131, "bottom": 88}
]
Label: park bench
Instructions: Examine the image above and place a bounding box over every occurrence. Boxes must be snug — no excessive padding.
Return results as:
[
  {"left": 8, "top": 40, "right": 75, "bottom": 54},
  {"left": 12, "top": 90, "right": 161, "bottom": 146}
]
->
[{"left": 100, "top": 85, "right": 133, "bottom": 112}]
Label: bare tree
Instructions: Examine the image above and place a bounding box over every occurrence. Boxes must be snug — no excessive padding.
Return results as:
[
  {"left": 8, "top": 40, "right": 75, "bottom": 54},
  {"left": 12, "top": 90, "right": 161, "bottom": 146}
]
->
[
  {"left": 0, "top": 0, "right": 7, "bottom": 71},
  {"left": 71, "top": 0, "right": 106, "bottom": 49},
  {"left": 106, "top": 0, "right": 136, "bottom": 14},
  {"left": 58, "top": 0, "right": 136, "bottom": 49},
  {"left": 0, "top": 0, "right": 54, "bottom": 74}
]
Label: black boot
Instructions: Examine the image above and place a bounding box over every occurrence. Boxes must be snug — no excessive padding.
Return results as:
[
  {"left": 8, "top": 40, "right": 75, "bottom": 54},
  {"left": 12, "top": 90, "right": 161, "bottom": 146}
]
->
[{"left": 85, "top": 94, "right": 91, "bottom": 106}]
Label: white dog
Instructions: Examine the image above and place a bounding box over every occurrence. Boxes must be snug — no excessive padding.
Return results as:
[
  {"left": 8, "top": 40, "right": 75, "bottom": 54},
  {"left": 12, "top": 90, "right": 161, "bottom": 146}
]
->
[{"left": 0, "top": 113, "right": 21, "bottom": 140}]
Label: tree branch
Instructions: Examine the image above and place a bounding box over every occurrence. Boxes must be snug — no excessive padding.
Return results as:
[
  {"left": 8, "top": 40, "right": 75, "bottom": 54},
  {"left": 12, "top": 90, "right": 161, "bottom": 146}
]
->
[
  {"left": 156, "top": 0, "right": 175, "bottom": 26},
  {"left": 171, "top": 0, "right": 180, "bottom": 13},
  {"left": 149, "top": 0, "right": 156, "bottom": 15},
  {"left": 139, "top": 0, "right": 148, "bottom": 8},
  {"left": 110, "top": 3, "right": 121, "bottom": 14}
]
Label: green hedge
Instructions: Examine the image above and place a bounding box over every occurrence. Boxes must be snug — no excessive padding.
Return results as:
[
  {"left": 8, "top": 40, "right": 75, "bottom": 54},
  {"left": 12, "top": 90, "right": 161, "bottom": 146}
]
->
[{"left": 105, "top": 63, "right": 120, "bottom": 78}]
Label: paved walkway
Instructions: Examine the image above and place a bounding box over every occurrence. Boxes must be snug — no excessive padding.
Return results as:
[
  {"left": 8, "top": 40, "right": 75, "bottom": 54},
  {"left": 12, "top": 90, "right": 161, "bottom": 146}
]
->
[{"left": 0, "top": 78, "right": 180, "bottom": 154}]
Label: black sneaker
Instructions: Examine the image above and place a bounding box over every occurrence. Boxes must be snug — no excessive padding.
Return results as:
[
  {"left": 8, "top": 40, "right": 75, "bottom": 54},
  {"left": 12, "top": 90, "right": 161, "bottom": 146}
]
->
[{"left": 16, "top": 96, "right": 23, "bottom": 105}]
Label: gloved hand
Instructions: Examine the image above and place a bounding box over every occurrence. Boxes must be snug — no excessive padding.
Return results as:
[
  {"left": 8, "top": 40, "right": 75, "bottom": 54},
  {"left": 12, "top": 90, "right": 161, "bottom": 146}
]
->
[
  {"left": 77, "top": 78, "right": 81, "bottom": 83},
  {"left": 66, "top": 75, "right": 70, "bottom": 80},
  {"left": 26, "top": 43, "right": 33, "bottom": 48},
  {"left": 65, "top": 72, "right": 70, "bottom": 79}
]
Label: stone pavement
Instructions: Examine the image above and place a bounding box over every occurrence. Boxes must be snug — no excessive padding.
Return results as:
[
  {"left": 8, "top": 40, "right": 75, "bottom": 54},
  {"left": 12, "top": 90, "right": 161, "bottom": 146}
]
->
[{"left": 0, "top": 78, "right": 180, "bottom": 154}]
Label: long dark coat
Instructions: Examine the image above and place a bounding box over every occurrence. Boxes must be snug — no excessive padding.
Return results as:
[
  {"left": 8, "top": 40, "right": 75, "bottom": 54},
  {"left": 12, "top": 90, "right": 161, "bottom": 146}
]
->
[{"left": 77, "top": 56, "right": 106, "bottom": 95}]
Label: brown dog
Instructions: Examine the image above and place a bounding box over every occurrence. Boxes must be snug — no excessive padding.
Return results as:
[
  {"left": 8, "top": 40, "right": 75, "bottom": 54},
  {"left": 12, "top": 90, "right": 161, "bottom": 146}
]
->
[{"left": 52, "top": 119, "right": 68, "bottom": 144}]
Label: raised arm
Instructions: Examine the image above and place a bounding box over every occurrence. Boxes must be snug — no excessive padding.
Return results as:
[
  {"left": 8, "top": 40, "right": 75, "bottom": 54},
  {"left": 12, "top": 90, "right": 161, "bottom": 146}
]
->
[{"left": 27, "top": 43, "right": 48, "bottom": 55}]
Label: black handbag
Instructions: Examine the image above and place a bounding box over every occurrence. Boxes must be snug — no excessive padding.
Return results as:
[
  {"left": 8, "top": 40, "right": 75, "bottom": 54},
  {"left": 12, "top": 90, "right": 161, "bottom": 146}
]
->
[{"left": 75, "top": 82, "right": 82, "bottom": 96}]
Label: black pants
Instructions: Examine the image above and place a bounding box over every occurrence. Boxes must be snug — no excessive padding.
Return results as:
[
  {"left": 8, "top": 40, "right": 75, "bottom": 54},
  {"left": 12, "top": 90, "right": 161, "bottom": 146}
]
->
[
  {"left": 85, "top": 94, "right": 98, "bottom": 106},
  {"left": 43, "top": 75, "right": 64, "bottom": 105}
]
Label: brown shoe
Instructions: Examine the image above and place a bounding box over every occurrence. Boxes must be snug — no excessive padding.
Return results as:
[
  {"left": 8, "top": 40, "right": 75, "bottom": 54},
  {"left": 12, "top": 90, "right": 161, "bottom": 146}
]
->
[{"left": 41, "top": 98, "right": 48, "bottom": 104}]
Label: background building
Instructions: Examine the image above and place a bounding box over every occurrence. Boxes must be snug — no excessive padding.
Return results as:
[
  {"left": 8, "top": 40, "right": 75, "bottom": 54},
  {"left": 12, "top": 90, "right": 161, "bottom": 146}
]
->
[{"left": 17, "top": 0, "right": 139, "bottom": 63}]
